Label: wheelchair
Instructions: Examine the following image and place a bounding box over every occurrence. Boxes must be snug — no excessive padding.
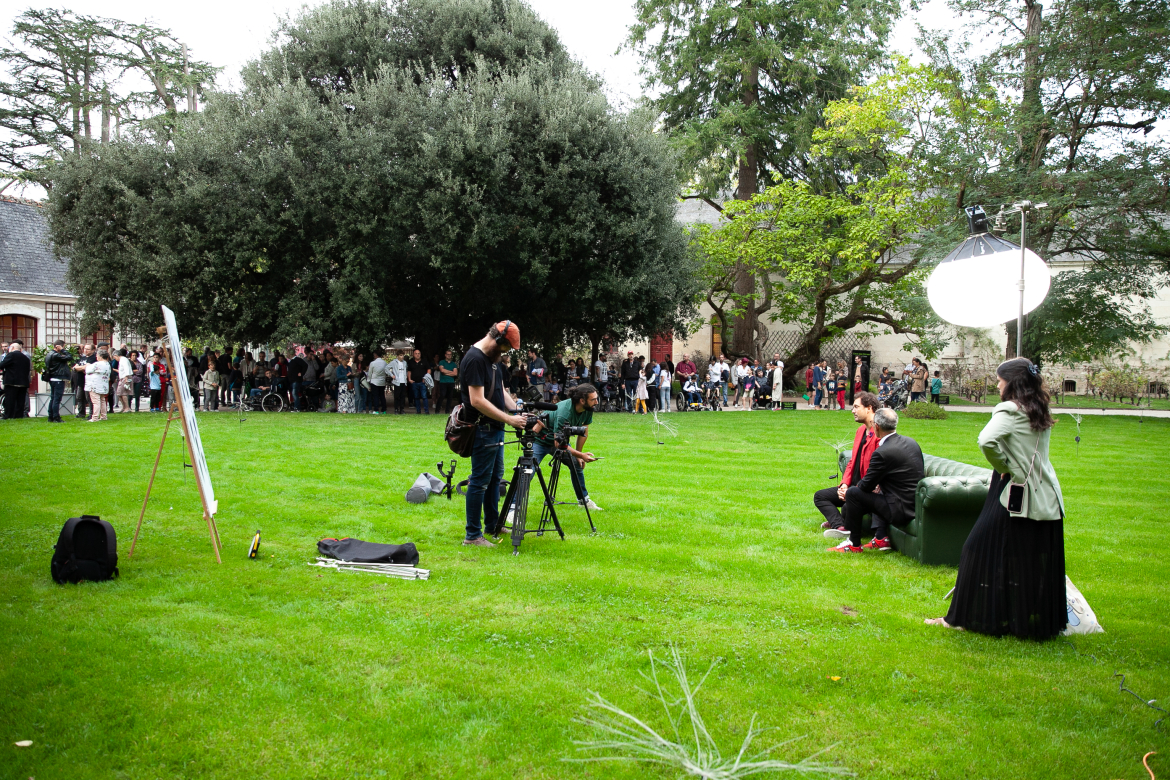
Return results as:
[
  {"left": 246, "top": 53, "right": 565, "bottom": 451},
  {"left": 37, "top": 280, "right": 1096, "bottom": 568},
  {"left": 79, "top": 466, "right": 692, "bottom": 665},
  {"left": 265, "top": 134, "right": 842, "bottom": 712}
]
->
[
  {"left": 238, "top": 388, "right": 284, "bottom": 413},
  {"left": 701, "top": 381, "right": 724, "bottom": 411}
]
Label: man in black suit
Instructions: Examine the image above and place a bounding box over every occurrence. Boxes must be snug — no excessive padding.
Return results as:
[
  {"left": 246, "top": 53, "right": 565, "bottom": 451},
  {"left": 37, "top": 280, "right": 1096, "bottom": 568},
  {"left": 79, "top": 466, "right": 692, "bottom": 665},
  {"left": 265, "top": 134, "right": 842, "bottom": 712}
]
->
[
  {"left": 0, "top": 340, "right": 32, "bottom": 419},
  {"left": 830, "top": 407, "right": 925, "bottom": 553}
]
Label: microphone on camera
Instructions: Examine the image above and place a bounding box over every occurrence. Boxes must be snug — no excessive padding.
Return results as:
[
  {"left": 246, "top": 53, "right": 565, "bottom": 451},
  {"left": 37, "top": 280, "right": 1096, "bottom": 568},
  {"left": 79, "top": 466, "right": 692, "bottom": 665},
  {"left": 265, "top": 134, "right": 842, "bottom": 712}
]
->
[{"left": 524, "top": 400, "right": 560, "bottom": 411}]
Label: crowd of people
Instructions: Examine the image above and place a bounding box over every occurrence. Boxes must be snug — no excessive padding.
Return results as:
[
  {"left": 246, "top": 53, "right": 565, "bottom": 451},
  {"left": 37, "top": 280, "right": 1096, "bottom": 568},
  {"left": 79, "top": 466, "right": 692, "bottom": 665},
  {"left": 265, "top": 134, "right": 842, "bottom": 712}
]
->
[{"left": 3, "top": 334, "right": 960, "bottom": 422}]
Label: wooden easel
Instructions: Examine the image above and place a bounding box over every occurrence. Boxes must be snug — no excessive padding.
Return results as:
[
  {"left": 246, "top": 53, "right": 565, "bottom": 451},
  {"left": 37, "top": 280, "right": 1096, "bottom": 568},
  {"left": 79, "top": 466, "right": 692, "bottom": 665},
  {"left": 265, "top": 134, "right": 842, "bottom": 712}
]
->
[{"left": 129, "top": 335, "right": 222, "bottom": 563}]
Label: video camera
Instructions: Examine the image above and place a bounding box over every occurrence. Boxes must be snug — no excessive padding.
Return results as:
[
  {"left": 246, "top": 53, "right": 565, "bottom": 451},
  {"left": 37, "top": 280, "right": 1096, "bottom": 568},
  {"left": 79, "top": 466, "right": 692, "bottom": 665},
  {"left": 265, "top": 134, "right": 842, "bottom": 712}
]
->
[{"left": 511, "top": 399, "right": 585, "bottom": 449}]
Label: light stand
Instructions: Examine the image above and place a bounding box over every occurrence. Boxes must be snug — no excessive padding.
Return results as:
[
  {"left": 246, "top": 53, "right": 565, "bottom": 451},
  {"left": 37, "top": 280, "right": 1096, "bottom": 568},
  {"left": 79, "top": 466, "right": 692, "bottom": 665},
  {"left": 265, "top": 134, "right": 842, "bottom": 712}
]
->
[{"left": 1009, "top": 200, "right": 1047, "bottom": 358}]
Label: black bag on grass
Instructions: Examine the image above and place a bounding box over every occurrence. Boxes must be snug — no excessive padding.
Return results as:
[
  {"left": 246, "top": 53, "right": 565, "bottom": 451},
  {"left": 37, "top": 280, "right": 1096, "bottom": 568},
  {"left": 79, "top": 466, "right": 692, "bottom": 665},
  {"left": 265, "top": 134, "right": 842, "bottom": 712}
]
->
[
  {"left": 317, "top": 537, "right": 419, "bottom": 565},
  {"left": 51, "top": 515, "right": 119, "bottom": 583}
]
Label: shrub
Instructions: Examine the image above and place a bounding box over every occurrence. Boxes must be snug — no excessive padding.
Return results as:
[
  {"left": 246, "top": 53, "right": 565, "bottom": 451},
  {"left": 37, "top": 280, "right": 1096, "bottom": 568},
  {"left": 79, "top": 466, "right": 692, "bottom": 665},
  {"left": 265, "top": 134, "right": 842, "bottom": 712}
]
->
[{"left": 903, "top": 401, "right": 948, "bottom": 420}]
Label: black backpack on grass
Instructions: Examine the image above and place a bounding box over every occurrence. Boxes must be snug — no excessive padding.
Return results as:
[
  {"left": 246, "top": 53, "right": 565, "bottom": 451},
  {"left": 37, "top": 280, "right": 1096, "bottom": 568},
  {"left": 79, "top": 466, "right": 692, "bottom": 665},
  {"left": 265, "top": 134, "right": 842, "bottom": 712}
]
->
[{"left": 51, "top": 516, "right": 119, "bottom": 584}]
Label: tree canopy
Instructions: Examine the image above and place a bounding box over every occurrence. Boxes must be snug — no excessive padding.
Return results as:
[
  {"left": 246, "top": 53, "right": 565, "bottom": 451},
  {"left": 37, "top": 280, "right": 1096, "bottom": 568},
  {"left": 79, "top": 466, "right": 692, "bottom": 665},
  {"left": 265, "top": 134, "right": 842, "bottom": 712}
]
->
[
  {"left": 627, "top": 0, "right": 901, "bottom": 357},
  {"left": 917, "top": 0, "right": 1170, "bottom": 359},
  {"left": 0, "top": 9, "right": 216, "bottom": 190},
  {"left": 48, "top": 0, "right": 699, "bottom": 357}
]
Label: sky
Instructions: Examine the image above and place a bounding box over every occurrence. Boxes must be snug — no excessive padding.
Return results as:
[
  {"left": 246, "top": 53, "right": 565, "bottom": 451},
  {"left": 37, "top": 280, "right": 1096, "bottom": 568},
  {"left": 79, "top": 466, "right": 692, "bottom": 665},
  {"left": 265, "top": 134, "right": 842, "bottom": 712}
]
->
[{"left": 1, "top": 0, "right": 963, "bottom": 198}]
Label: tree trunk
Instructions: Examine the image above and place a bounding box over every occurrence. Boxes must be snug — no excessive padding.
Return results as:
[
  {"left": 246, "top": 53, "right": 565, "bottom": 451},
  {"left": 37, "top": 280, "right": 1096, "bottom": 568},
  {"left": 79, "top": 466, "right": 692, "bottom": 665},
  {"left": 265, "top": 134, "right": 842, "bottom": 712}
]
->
[
  {"left": 101, "top": 86, "right": 110, "bottom": 145},
  {"left": 82, "top": 46, "right": 92, "bottom": 141},
  {"left": 1018, "top": 0, "right": 1046, "bottom": 172},
  {"left": 729, "top": 62, "right": 760, "bottom": 361}
]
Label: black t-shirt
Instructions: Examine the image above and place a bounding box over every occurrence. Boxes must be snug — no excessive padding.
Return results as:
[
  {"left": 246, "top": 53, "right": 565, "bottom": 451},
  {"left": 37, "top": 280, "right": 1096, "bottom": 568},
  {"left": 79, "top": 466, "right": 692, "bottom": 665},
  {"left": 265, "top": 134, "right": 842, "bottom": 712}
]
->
[
  {"left": 288, "top": 356, "right": 307, "bottom": 380},
  {"left": 459, "top": 346, "right": 506, "bottom": 429},
  {"left": 407, "top": 359, "right": 428, "bottom": 383}
]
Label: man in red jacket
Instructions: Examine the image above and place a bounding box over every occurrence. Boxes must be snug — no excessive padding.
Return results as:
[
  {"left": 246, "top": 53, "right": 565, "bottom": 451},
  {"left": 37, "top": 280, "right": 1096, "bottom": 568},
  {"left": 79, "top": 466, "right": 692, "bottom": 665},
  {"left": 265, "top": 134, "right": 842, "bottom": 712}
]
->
[{"left": 815, "top": 391, "right": 880, "bottom": 538}]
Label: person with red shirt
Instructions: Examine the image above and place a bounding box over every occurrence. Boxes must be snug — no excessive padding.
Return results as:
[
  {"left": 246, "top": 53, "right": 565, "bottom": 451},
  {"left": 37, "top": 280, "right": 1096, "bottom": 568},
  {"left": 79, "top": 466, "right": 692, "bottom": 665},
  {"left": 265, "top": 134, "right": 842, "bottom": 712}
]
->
[
  {"left": 804, "top": 363, "right": 816, "bottom": 407},
  {"left": 815, "top": 391, "right": 880, "bottom": 538}
]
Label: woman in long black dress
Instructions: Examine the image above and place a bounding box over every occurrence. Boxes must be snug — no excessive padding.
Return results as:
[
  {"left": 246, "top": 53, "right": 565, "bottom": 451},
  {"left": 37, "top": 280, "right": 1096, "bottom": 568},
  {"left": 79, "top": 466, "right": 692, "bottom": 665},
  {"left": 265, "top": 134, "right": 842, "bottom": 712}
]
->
[{"left": 927, "top": 358, "right": 1066, "bottom": 639}]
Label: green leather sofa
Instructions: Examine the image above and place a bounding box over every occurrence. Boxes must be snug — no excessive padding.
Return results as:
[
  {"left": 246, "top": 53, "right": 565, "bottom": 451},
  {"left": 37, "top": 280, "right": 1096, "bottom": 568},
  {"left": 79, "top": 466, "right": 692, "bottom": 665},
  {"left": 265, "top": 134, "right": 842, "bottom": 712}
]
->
[{"left": 838, "top": 450, "right": 992, "bottom": 565}]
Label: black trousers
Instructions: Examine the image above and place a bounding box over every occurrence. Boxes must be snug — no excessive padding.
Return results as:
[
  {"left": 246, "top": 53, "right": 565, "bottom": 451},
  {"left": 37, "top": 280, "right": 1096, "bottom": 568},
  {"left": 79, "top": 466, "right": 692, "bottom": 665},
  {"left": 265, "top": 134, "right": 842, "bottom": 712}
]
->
[
  {"left": 48, "top": 379, "right": 66, "bottom": 421},
  {"left": 370, "top": 384, "right": 386, "bottom": 413},
  {"left": 393, "top": 383, "right": 407, "bottom": 413},
  {"left": 437, "top": 383, "right": 455, "bottom": 413},
  {"left": 843, "top": 486, "right": 892, "bottom": 546},
  {"left": 2, "top": 385, "right": 28, "bottom": 419},
  {"left": 813, "top": 486, "right": 846, "bottom": 528},
  {"left": 75, "top": 382, "right": 88, "bottom": 416}
]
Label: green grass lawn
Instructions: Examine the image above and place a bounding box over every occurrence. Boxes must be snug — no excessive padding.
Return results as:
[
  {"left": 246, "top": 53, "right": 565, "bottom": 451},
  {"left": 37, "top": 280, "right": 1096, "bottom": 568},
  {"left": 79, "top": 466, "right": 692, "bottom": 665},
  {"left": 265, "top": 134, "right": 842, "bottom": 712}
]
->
[
  {"left": 2, "top": 409, "right": 1168, "bottom": 779},
  {"left": 948, "top": 392, "right": 1170, "bottom": 411}
]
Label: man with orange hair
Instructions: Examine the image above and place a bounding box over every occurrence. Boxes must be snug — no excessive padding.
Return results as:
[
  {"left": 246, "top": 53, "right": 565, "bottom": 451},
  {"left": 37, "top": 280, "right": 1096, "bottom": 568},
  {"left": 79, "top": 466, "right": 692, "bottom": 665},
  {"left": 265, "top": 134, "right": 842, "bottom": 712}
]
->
[{"left": 458, "top": 320, "right": 535, "bottom": 547}]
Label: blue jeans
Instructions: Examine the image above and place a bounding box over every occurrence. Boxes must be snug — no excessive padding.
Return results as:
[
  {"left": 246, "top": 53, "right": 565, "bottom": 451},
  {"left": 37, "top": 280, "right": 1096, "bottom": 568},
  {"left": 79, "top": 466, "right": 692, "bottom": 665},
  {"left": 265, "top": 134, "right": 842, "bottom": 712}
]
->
[
  {"left": 465, "top": 426, "right": 505, "bottom": 540},
  {"left": 659, "top": 385, "right": 670, "bottom": 410},
  {"left": 814, "top": 388, "right": 823, "bottom": 406},
  {"left": 48, "top": 379, "right": 66, "bottom": 419},
  {"left": 411, "top": 381, "right": 429, "bottom": 413},
  {"left": 533, "top": 442, "right": 588, "bottom": 502},
  {"left": 355, "top": 383, "right": 367, "bottom": 412},
  {"left": 290, "top": 380, "right": 302, "bottom": 410},
  {"left": 719, "top": 381, "right": 728, "bottom": 405},
  {"left": 624, "top": 379, "right": 638, "bottom": 410}
]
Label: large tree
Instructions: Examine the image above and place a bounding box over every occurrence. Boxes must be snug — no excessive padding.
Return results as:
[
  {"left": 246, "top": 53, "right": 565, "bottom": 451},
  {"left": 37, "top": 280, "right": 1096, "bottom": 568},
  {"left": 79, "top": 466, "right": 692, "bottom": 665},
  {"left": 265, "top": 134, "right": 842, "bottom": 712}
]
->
[
  {"left": 920, "top": 0, "right": 1170, "bottom": 358},
  {"left": 626, "top": 0, "right": 900, "bottom": 358},
  {"left": 695, "top": 65, "right": 952, "bottom": 384},
  {"left": 0, "top": 9, "right": 215, "bottom": 191},
  {"left": 48, "top": 0, "right": 699, "bottom": 357}
]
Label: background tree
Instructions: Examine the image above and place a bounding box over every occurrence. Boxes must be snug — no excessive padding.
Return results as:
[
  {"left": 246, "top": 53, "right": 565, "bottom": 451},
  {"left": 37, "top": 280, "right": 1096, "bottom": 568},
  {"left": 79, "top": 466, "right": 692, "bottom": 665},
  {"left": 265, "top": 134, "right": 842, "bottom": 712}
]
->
[
  {"left": 694, "top": 65, "right": 952, "bottom": 384},
  {"left": 919, "top": 0, "right": 1170, "bottom": 358},
  {"left": 0, "top": 9, "right": 215, "bottom": 191},
  {"left": 626, "top": 0, "right": 900, "bottom": 358},
  {"left": 48, "top": 0, "right": 699, "bottom": 356}
]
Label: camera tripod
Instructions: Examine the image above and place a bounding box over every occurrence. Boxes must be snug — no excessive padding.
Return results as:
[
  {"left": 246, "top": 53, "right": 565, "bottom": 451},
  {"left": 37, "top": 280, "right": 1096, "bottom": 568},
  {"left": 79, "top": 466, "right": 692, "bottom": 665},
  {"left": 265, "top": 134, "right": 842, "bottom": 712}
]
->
[
  {"left": 493, "top": 433, "right": 563, "bottom": 554},
  {"left": 492, "top": 433, "right": 596, "bottom": 554}
]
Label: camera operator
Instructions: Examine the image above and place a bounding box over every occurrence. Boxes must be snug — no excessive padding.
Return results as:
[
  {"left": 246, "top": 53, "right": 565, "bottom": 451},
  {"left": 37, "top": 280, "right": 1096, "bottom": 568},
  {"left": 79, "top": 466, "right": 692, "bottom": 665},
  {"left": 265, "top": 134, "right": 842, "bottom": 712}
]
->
[
  {"left": 459, "top": 320, "right": 536, "bottom": 548},
  {"left": 533, "top": 383, "right": 601, "bottom": 511}
]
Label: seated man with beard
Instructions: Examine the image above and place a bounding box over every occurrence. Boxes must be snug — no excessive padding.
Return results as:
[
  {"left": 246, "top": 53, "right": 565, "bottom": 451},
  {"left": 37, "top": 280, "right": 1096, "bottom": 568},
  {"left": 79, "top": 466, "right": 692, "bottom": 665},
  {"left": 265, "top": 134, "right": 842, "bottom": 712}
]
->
[{"left": 814, "top": 392, "right": 879, "bottom": 539}]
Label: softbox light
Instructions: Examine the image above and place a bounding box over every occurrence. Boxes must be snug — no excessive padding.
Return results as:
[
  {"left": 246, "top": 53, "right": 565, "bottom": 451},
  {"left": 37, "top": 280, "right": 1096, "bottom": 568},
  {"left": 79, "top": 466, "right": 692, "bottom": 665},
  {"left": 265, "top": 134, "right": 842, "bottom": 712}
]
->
[{"left": 927, "top": 231, "right": 1051, "bottom": 329}]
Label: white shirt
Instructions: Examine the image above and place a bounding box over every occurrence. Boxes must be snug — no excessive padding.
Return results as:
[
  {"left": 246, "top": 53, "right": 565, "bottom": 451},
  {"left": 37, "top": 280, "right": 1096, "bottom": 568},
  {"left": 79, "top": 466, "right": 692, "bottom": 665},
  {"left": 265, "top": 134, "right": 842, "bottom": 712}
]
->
[
  {"left": 85, "top": 360, "right": 111, "bottom": 393},
  {"left": 734, "top": 364, "right": 751, "bottom": 380},
  {"left": 772, "top": 365, "right": 784, "bottom": 389},
  {"left": 388, "top": 358, "right": 408, "bottom": 385},
  {"left": 658, "top": 369, "right": 671, "bottom": 388},
  {"left": 118, "top": 355, "right": 133, "bottom": 379},
  {"left": 594, "top": 360, "right": 608, "bottom": 382},
  {"left": 709, "top": 361, "right": 728, "bottom": 382},
  {"left": 368, "top": 358, "right": 388, "bottom": 386}
]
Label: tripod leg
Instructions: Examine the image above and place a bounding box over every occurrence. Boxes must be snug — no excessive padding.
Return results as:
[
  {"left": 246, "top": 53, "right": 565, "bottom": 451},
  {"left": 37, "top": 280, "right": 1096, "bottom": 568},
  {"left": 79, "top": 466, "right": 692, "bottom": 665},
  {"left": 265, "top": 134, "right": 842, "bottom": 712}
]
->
[
  {"left": 510, "top": 459, "right": 534, "bottom": 554},
  {"left": 563, "top": 454, "right": 596, "bottom": 533},
  {"left": 535, "top": 466, "right": 564, "bottom": 540},
  {"left": 540, "top": 459, "right": 560, "bottom": 534},
  {"left": 495, "top": 460, "right": 524, "bottom": 537}
]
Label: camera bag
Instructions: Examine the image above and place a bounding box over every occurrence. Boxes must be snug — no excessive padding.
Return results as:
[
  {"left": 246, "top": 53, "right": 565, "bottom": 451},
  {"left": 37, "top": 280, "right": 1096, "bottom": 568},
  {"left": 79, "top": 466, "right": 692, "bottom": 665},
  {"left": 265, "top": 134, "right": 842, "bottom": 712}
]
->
[
  {"left": 445, "top": 361, "right": 496, "bottom": 458},
  {"left": 51, "top": 515, "right": 119, "bottom": 584}
]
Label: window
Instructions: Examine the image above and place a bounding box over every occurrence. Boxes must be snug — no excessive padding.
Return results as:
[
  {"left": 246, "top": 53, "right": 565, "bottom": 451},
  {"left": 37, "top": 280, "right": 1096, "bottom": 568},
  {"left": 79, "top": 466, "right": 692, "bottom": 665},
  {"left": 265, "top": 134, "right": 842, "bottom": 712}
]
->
[
  {"left": 1063, "top": 380, "right": 1076, "bottom": 393},
  {"left": 0, "top": 314, "right": 37, "bottom": 347},
  {"left": 45, "top": 303, "right": 78, "bottom": 345}
]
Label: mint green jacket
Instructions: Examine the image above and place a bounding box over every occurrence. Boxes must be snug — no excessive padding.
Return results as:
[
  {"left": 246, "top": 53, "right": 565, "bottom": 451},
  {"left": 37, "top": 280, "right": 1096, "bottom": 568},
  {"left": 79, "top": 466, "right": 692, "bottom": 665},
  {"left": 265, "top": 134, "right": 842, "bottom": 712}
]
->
[{"left": 977, "top": 401, "right": 1065, "bottom": 521}]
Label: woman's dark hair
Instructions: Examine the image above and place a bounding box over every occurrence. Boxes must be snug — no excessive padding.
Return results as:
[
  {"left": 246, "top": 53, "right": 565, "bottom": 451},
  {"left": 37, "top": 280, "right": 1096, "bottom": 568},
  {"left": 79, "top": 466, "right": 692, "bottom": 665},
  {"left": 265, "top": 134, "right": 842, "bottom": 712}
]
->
[{"left": 997, "top": 358, "right": 1055, "bottom": 431}]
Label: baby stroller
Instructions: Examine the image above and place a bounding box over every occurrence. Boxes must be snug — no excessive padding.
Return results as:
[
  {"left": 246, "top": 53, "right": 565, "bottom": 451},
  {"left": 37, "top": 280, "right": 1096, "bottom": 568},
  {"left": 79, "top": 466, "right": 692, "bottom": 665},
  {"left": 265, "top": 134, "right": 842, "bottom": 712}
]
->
[
  {"left": 600, "top": 380, "right": 622, "bottom": 412},
  {"left": 753, "top": 376, "right": 773, "bottom": 409},
  {"left": 882, "top": 379, "right": 909, "bottom": 410}
]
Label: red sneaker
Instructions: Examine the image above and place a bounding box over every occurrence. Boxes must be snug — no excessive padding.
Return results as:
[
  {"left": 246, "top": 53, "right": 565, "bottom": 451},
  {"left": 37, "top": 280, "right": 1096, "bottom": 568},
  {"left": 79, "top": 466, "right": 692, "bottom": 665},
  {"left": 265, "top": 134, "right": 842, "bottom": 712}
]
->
[
  {"left": 862, "top": 537, "right": 894, "bottom": 552},
  {"left": 828, "top": 539, "right": 863, "bottom": 553}
]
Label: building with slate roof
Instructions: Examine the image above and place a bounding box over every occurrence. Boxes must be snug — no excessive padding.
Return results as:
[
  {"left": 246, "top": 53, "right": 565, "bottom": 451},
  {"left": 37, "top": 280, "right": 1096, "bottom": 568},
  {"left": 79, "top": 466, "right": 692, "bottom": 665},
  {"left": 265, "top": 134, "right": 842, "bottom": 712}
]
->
[{"left": 0, "top": 197, "right": 120, "bottom": 358}]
